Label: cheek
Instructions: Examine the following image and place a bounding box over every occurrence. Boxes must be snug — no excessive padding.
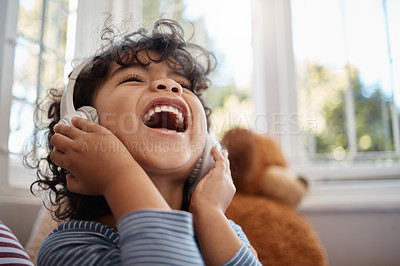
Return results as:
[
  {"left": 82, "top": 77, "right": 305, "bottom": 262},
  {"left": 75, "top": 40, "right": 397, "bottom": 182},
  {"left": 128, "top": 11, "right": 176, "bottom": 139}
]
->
[
  {"left": 194, "top": 114, "right": 207, "bottom": 144},
  {"left": 188, "top": 96, "right": 208, "bottom": 132},
  {"left": 115, "top": 111, "right": 142, "bottom": 134},
  {"left": 95, "top": 96, "right": 141, "bottom": 133}
]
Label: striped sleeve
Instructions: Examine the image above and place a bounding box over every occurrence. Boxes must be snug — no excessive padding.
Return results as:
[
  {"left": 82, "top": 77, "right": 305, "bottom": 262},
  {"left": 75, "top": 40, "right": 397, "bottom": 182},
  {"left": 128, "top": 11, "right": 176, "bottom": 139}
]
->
[
  {"left": 37, "top": 221, "right": 121, "bottom": 266},
  {"left": 117, "top": 209, "right": 204, "bottom": 265},
  {"left": 0, "top": 221, "right": 34, "bottom": 266},
  {"left": 222, "top": 220, "right": 262, "bottom": 266}
]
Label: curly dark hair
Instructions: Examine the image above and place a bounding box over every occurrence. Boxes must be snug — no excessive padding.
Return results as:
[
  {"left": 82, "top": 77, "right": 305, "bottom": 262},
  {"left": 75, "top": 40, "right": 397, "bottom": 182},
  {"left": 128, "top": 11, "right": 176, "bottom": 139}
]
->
[{"left": 26, "top": 18, "right": 216, "bottom": 221}]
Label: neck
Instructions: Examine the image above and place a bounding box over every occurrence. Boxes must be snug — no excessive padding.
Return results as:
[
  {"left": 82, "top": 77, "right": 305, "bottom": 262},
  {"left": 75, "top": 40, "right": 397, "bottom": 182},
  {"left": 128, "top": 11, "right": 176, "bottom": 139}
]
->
[
  {"left": 97, "top": 173, "right": 186, "bottom": 229},
  {"left": 150, "top": 175, "right": 185, "bottom": 210}
]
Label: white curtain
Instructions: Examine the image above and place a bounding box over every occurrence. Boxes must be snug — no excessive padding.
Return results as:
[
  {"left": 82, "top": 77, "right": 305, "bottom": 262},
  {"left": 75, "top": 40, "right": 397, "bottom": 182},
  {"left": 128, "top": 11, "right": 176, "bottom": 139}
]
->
[
  {"left": 71, "top": 0, "right": 143, "bottom": 60},
  {"left": 251, "top": 0, "right": 302, "bottom": 163}
]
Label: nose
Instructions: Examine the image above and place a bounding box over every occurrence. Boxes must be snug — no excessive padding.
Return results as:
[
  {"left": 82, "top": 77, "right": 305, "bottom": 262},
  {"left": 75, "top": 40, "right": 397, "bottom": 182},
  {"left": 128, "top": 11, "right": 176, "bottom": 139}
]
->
[{"left": 151, "top": 78, "right": 182, "bottom": 95}]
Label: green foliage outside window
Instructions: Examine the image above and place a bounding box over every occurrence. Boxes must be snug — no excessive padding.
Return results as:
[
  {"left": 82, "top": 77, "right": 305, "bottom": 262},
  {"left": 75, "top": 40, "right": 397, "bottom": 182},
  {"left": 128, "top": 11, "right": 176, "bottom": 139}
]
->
[{"left": 298, "top": 62, "right": 399, "bottom": 160}]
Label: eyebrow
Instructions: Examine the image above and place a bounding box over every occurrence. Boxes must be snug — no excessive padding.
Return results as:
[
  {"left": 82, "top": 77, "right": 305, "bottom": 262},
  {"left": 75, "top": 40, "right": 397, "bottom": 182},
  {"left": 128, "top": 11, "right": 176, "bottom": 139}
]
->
[
  {"left": 109, "top": 64, "right": 139, "bottom": 79},
  {"left": 109, "top": 62, "right": 189, "bottom": 81}
]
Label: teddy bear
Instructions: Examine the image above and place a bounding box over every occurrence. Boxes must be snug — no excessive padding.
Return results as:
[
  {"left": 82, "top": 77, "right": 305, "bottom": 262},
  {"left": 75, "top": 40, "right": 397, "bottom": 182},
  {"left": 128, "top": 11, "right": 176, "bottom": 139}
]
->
[
  {"left": 221, "top": 127, "right": 308, "bottom": 207},
  {"left": 221, "top": 127, "right": 327, "bottom": 265}
]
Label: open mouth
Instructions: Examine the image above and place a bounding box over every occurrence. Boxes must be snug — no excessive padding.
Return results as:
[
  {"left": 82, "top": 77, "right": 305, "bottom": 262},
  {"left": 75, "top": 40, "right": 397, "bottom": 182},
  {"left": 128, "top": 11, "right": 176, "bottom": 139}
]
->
[{"left": 142, "top": 103, "right": 187, "bottom": 132}]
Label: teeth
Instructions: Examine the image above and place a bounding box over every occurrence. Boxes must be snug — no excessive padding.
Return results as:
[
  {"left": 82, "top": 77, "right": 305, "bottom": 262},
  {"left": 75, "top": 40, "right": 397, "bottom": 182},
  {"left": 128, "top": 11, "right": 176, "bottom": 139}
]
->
[
  {"left": 143, "top": 104, "right": 185, "bottom": 128},
  {"left": 175, "top": 116, "right": 184, "bottom": 125},
  {"left": 148, "top": 109, "right": 155, "bottom": 117}
]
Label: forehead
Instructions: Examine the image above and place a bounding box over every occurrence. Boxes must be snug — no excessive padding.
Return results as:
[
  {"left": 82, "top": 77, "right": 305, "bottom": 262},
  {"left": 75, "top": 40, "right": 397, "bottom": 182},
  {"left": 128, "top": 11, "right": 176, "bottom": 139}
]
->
[{"left": 108, "top": 49, "right": 186, "bottom": 77}]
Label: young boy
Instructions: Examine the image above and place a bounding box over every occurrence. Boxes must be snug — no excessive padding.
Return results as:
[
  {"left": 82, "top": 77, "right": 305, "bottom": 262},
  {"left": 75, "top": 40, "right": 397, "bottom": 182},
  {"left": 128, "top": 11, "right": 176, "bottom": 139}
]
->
[{"left": 29, "top": 19, "right": 260, "bottom": 265}]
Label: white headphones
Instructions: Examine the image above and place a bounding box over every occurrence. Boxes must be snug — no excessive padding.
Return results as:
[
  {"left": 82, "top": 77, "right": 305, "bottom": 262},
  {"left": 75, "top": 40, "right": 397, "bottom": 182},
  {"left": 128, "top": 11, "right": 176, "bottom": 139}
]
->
[{"left": 59, "top": 56, "right": 99, "bottom": 125}]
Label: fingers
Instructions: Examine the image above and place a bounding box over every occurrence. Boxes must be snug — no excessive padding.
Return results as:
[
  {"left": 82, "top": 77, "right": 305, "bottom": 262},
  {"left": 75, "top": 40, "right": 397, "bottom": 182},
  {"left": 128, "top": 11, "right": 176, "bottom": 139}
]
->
[
  {"left": 222, "top": 149, "right": 230, "bottom": 175},
  {"left": 49, "top": 148, "right": 67, "bottom": 169},
  {"left": 211, "top": 146, "right": 229, "bottom": 165},
  {"left": 54, "top": 122, "right": 82, "bottom": 139},
  {"left": 211, "top": 146, "right": 231, "bottom": 176},
  {"left": 71, "top": 117, "right": 104, "bottom": 133},
  {"left": 50, "top": 132, "right": 74, "bottom": 153},
  {"left": 54, "top": 117, "right": 101, "bottom": 136}
]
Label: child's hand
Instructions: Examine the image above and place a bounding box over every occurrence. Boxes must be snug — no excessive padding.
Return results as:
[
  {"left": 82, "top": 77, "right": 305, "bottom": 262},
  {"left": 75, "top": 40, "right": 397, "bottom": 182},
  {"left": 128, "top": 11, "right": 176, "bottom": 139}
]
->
[
  {"left": 189, "top": 147, "right": 236, "bottom": 214},
  {"left": 50, "top": 117, "right": 140, "bottom": 196},
  {"left": 189, "top": 147, "right": 244, "bottom": 265}
]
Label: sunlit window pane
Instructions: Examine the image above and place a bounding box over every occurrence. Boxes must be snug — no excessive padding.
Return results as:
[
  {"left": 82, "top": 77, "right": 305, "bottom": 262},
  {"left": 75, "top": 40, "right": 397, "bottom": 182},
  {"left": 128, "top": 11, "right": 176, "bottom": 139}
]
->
[
  {"left": 292, "top": 0, "right": 400, "bottom": 161},
  {"left": 13, "top": 37, "right": 39, "bottom": 102},
  {"left": 8, "top": 100, "right": 35, "bottom": 154},
  {"left": 343, "top": 0, "right": 394, "bottom": 152},
  {"left": 387, "top": 0, "right": 400, "bottom": 108},
  {"left": 297, "top": 64, "right": 349, "bottom": 156},
  {"left": 8, "top": 0, "right": 71, "bottom": 160},
  {"left": 43, "top": 0, "right": 69, "bottom": 53},
  {"left": 292, "top": 0, "right": 349, "bottom": 158},
  {"left": 387, "top": 0, "right": 400, "bottom": 156},
  {"left": 42, "top": 51, "right": 59, "bottom": 86},
  {"left": 17, "top": 0, "right": 43, "bottom": 42}
]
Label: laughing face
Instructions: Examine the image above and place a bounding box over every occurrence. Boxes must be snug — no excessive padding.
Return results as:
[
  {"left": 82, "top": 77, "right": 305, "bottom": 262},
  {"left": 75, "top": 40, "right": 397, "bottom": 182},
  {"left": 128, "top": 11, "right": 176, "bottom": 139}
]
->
[{"left": 93, "top": 50, "right": 208, "bottom": 180}]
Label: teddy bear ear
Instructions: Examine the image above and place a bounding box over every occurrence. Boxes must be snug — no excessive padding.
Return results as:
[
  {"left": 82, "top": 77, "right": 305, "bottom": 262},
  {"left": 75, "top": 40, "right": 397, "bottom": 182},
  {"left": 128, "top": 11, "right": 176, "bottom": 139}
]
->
[{"left": 221, "top": 128, "right": 257, "bottom": 185}]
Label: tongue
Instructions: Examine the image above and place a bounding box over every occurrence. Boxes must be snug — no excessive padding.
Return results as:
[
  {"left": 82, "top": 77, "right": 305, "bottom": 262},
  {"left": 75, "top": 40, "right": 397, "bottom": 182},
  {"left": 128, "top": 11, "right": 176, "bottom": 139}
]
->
[{"left": 145, "top": 112, "right": 179, "bottom": 131}]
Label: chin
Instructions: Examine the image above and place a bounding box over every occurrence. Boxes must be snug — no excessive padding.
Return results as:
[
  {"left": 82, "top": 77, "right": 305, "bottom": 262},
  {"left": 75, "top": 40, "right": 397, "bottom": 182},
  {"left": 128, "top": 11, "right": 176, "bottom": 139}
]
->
[{"left": 132, "top": 144, "right": 201, "bottom": 175}]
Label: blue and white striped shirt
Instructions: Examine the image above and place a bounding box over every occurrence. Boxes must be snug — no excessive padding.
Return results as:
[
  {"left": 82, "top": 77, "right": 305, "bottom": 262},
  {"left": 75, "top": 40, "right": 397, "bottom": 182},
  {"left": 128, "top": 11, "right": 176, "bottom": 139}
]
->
[{"left": 37, "top": 210, "right": 260, "bottom": 265}]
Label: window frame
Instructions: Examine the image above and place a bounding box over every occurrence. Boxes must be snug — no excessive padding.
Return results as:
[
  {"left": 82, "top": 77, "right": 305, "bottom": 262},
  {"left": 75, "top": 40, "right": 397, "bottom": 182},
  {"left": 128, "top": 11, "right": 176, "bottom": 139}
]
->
[
  {"left": 251, "top": 0, "right": 400, "bottom": 211},
  {"left": 0, "top": 0, "right": 30, "bottom": 198},
  {"left": 0, "top": 0, "right": 75, "bottom": 199}
]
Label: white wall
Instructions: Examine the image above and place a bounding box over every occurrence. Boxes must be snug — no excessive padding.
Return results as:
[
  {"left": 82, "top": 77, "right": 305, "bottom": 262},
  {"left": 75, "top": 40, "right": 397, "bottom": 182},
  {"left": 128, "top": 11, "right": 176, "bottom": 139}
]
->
[
  {"left": 0, "top": 197, "right": 41, "bottom": 246},
  {"left": 298, "top": 179, "right": 400, "bottom": 266},
  {"left": 302, "top": 208, "right": 400, "bottom": 266}
]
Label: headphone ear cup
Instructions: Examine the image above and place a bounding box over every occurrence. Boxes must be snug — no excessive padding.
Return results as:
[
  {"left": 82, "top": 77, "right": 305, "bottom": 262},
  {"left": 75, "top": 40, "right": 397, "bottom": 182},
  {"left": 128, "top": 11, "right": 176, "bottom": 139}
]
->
[
  {"left": 182, "top": 133, "right": 222, "bottom": 210},
  {"left": 76, "top": 106, "right": 99, "bottom": 124}
]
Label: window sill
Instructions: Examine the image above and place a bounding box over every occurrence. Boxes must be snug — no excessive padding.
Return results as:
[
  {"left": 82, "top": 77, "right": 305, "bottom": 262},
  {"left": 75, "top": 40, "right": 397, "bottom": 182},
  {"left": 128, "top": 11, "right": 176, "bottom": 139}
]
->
[
  {"left": 294, "top": 160, "right": 400, "bottom": 180},
  {"left": 299, "top": 179, "right": 400, "bottom": 214}
]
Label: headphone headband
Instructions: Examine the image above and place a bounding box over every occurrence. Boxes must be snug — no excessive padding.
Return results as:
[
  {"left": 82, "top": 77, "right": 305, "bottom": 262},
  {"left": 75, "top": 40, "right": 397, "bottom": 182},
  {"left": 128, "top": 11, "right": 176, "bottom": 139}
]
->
[{"left": 59, "top": 56, "right": 96, "bottom": 125}]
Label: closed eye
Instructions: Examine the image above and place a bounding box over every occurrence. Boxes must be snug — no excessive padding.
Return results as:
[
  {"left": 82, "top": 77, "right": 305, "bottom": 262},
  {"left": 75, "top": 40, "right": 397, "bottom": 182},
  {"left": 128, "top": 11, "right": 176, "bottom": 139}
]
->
[
  {"left": 177, "top": 80, "right": 192, "bottom": 91},
  {"left": 119, "top": 74, "right": 145, "bottom": 84}
]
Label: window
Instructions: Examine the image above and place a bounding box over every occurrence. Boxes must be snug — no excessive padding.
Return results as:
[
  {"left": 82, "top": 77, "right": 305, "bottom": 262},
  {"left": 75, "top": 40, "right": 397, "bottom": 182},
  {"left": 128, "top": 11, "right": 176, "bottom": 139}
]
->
[
  {"left": 292, "top": 0, "right": 400, "bottom": 163},
  {"left": 0, "top": 0, "right": 73, "bottom": 195},
  {"left": 10, "top": 0, "right": 71, "bottom": 154},
  {"left": 252, "top": 0, "right": 400, "bottom": 181}
]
